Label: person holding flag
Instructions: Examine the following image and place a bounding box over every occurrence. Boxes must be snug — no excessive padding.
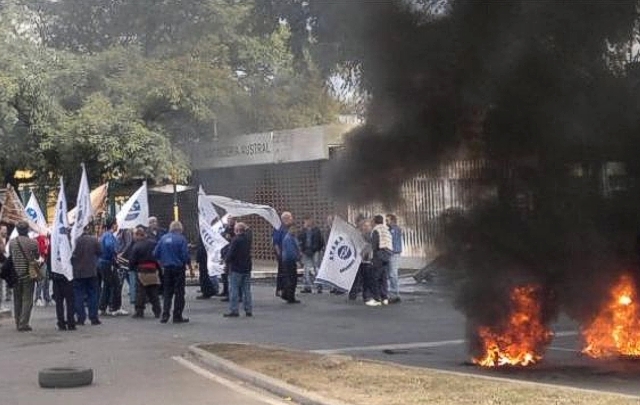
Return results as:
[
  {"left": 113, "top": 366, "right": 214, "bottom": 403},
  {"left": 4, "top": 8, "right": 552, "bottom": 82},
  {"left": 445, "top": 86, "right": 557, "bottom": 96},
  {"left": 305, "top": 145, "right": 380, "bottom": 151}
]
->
[{"left": 50, "top": 178, "right": 76, "bottom": 331}]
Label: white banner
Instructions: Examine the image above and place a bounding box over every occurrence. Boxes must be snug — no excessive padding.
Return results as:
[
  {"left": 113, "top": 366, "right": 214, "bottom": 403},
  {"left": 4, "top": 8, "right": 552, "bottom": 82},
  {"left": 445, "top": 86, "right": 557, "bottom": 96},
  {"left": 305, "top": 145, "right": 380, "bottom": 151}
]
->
[
  {"left": 315, "top": 216, "right": 366, "bottom": 292},
  {"left": 71, "top": 164, "right": 93, "bottom": 251},
  {"left": 198, "top": 187, "right": 228, "bottom": 277},
  {"left": 51, "top": 178, "right": 73, "bottom": 281},
  {"left": 116, "top": 182, "right": 149, "bottom": 229},
  {"left": 9, "top": 193, "right": 48, "bottom": 240},
  {"left": 203, "top": 194, "right": 281, "bottom": 229}
]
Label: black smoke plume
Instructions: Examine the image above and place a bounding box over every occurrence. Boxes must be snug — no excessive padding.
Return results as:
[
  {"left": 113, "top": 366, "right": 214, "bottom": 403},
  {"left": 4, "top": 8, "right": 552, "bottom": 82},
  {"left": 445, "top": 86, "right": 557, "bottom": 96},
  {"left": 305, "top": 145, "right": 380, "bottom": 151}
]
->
[{"left": 327, "top": 0, "right": 640, "bottom": 352}]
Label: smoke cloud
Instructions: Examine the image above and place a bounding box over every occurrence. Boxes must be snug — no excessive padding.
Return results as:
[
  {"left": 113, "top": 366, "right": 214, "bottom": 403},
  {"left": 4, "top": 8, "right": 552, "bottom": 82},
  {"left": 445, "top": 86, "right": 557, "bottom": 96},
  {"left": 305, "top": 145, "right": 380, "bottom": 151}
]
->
[{"left": 328, "top": 0, "right": 640, "bottom": 347}]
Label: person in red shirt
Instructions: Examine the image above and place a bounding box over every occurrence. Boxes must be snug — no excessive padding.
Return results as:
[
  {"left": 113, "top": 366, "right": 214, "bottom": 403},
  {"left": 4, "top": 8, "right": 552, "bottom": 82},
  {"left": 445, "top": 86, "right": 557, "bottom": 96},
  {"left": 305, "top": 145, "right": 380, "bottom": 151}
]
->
[{"left": 34, "top": 233, "right": 51, "bottom": 307}]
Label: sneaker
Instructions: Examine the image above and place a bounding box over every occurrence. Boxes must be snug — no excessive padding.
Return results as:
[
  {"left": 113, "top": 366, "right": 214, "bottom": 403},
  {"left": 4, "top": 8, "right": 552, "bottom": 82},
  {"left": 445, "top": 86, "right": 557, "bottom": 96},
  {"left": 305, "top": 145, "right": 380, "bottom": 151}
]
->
[
  {"left": 90, "top": 319, "right": 101, "bottom": 325},
  {"left": 365, "top": 299, "right": 381, "bottom": 307},
  {"left": 389, "top": 297, "right": 402, "bottom": 304},
  {"left": 245, "top": 312, "right": 253, "bottom": 317},
  {"left": 173, "top": 317, "right": 190, "bottom": 324},
  {"left": 114, "top": 309, "right": 129, "bottom": 316},
  {"left": 35, "top": 299, "right": 44, "bottom": 307},
  {"left": 382, "top": 299, "right": 389, "bottom": 306}
]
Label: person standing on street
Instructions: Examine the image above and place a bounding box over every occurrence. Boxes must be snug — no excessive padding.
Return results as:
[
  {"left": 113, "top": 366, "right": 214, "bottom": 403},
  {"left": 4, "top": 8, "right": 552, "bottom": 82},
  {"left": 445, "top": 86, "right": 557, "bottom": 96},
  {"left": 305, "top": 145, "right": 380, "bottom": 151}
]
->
[
  {"left": 98, "top": 218, "right": 127, "bottom": 316},
  {"left": 219, "top": 216, "right": 236, "bottom": 301},
  {"left": 273, "top": 211, "right": 294, "bottom": 297},
  {"left": 371, "top": 215, "right": 392, "bottom": 306},
  {"left": 71, "top": 226, "right": 102, "bottom": 327},
  {"left": 0, "top": 225, "right": 10, "bottom": 312},
  {"left": 386, "top": 214, "right": 403, "bottom": 304},
  {"left": 9, "top": 221, "right": 40, "bottom": 331},
  {"left": 154, "top": 221, "right": 190, "bottom": 324},
  {"left": 147, "top": 217, "right": 166, "bottom": 295},
  {"left": 34, "top": 233, "right": 51, "bottom": 307},
  {"left": 129, "top": 226, "right": 161, "bottom": 318},
  {"left": 223, "top": 222, "right": 253, "bottom": 317},
  {"left": 298, "top": 217, "right": 324, "bottom": 294},
  {"left": 281, "top": 224, "right": 301, "bottom": 304}
]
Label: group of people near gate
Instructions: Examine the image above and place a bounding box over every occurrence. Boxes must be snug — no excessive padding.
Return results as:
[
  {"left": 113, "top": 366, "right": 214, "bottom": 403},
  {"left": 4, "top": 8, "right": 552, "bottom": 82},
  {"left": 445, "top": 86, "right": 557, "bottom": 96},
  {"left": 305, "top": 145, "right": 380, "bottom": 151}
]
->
[
  {"left": 0, "top": 216, "right": 196, "bottom": 331},
  {"left": 200, "top": 210, "right": 404, "bottom": 311},
  {"left": 0, "top": 208, "right": 404, "bottom": 330}
]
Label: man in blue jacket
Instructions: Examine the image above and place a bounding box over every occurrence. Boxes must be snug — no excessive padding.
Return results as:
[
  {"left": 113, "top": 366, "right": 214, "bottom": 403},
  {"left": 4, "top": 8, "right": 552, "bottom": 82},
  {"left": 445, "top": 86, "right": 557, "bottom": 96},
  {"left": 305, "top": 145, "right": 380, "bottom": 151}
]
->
[
  {"left": 154, "top": 221, "right": 190, "bottom": 324},
  {"left": 281, "top": 225, "right": 301, "bottom": 304},
  {"left": 98, "top": 218, "right": 125, "bottom": 318}
]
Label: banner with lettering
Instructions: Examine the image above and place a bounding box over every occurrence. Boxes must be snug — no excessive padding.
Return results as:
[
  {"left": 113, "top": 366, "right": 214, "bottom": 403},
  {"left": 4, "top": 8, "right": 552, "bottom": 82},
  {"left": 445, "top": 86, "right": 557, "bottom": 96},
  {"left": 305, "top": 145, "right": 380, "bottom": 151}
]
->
[{"left": 315, "top": 216, "right": 366, "bottom": 292}]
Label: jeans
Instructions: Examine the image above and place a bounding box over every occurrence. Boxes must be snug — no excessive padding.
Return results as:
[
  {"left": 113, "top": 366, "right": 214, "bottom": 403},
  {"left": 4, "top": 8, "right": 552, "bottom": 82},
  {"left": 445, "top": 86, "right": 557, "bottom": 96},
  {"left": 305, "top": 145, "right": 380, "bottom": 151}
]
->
[
  {"left": 98, "top": 261, "right": 122, "bottom": 312},
  {"left": 229, "top": 272, "right": 252, "bottom": 314},
  {"left": 388, "top": 253, "right": 400, "bottom": 298},
  {"left": 128, "top": 270, "right": 138, "bottom": 304},
  {"left": 372, "top": 259, "right": 389, "bottom": 301},
  {"left": 54, "top": 276, "right": 75, "bottom": 327},
  {"left": 73, "top": 276, "right": 99, "bottom": 323},
  {"left": 302, "top": 252, "right": 321, "bottom": 291},
  {"left": 281, "top": 260, "right": 298, "bottom": 302},
  {"left": 35, "top": 266, "right": 51, "bottom": 303},
  {"left": 362, "top": 263, "right": 377, "bottom": 301},
  {"left": 162, "top": 266, "right": 186, "bottom": 320},
  {"left": 14, "top": 278, "right": 35, "bottom": 329}
]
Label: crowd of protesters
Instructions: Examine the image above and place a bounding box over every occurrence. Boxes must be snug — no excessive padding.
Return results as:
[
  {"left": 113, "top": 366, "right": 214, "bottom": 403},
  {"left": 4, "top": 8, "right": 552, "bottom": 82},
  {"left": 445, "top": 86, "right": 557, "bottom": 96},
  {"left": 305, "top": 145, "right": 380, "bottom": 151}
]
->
[{"left": 0, "top": 210, "right": 403, "bottom": 331}]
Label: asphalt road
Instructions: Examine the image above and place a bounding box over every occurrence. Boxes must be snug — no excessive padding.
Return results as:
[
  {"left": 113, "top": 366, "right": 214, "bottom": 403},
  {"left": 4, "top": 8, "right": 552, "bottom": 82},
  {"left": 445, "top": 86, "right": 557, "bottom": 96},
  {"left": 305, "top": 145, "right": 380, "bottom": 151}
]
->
[{"left": 0, "top": 281, "right": 638, "bottom": 404}]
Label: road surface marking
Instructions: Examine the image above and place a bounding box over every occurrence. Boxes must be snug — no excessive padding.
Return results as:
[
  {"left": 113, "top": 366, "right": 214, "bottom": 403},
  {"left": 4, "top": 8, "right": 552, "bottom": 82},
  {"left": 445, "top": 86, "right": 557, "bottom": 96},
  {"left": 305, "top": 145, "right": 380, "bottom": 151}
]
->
[
  {"left": 173, "top": 356, "right": 292, "bottom": 405},
  {"left": 314, "top": 331, "right": 579, "bottom": 355}
]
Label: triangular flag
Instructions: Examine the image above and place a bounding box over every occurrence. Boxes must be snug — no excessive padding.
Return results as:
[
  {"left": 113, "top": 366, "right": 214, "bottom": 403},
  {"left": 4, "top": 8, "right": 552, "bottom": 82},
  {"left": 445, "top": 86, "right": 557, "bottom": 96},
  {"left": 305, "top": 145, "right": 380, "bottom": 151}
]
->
[
  {"left": 1, "top": 185, "right": 48, "bottom": 235},
  {"left": 71, "top": 164, "right": 93, "bottom": 251},
  {"left": 116, "top": 182, "right": 149, "bottom": 229},
  {"left": 51, "top": 177, "right": 73, "bottom": 281},
  {"left": 9, "top": 193, "right": 48, "bottom": 240},
  {"left": 67, "top": 183, "right": 108, "bottom": 224}
]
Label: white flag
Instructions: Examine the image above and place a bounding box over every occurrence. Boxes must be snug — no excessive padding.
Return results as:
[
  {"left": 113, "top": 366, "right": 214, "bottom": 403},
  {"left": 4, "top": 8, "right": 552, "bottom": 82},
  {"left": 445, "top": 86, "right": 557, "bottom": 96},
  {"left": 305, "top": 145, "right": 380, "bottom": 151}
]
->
[
  {"left": 203, "top": 194, "right": 281, "bottom": 229},
  {"left": 116, "top": 182, "right": 149, "bottom": 229},
  {"left": 51, "top": 178, "right": 73, "bottom": 281},
  {"left": 71, "top": 164, "right": 93, "bottom": 251},
  {"left": 198, "top": 187, "right": 228, "bottom": 277},
  {"left": 316, "top": 216, "right": 366, "bottom": 292},
  {"left": 9, "top": 193, "right": 48, "bottom": 240}
]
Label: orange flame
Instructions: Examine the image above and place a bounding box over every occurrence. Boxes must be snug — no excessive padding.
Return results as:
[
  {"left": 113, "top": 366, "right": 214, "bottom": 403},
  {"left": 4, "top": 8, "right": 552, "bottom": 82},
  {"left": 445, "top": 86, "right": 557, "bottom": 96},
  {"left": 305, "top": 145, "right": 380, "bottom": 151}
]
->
[
  {"left": 473, "top": 285, "right": 553, "bottom": 367},
  {"left": 582, "top": 274, "right": 640, "bottom": 358}
]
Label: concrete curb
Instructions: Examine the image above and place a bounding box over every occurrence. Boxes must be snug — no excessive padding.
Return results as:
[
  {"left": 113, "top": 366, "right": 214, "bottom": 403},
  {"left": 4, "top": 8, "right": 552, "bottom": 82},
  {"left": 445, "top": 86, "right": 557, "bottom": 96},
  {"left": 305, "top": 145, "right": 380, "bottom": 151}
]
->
[{"left": 188, "top": 344, "right": 353, "bottom": 405}]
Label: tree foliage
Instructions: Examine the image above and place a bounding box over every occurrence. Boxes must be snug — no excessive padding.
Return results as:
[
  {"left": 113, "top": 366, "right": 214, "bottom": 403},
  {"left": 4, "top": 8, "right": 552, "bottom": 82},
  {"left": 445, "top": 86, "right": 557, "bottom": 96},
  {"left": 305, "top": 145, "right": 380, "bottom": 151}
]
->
[{"left": 0, "top": 0, "right": 339, "bottom": 189}]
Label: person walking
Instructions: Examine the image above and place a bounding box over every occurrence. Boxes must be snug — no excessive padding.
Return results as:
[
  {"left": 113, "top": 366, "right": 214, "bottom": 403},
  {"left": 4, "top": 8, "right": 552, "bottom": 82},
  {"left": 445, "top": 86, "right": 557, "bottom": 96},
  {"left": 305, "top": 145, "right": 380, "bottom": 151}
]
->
[
  {"left": 71, "top": 226, "right": 101, "bottom": 327},
  {"left": 8, "top": 221, "right": 40, "bottom": 331},
  {"left": 154, "top": 221, "right": 190, "bottom": 324},
  {"left": 298, "top": 217, "right": 324, "bottom": 294},
  {"left": 0, "top": 225, "right": 10, "bottom": 312},
  {"left": 386, "top": 214, "right": 403, "bottom": 304},
  {"left": 281, "top": 225, "right": 301, "bottom": 304},
  {"left": 371, "top": 215, "right": 393, "bottom": 306},
  {"left": 223, "top": 222, "right": 253, "bottom": 317},
  {"left": 129, "top": 226, "right": 161, "bottom": 319},
  {"left": 98, "top": 218, "right": 127, "bottom": 316}
]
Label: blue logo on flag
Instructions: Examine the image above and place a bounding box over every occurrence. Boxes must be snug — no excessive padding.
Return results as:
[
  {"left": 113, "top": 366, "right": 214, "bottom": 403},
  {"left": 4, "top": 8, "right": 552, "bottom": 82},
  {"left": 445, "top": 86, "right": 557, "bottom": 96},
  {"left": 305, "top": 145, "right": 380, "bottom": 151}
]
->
[
  {"left": 125, "top": 200, "right": 141, "bottom": 221},
  {"left": 26, "top": 207, "right": 37, "bottom": 220},
  {"left": 337, "top": 245, "right": 353, "bottom": 260}
]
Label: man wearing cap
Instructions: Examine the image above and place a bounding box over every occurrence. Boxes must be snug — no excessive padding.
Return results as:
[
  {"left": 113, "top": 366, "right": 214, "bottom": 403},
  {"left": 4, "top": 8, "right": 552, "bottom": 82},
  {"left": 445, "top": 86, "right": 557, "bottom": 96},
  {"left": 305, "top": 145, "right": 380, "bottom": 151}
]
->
[{"left": 8, "top": 221, "right": 40, "bottom": 331}]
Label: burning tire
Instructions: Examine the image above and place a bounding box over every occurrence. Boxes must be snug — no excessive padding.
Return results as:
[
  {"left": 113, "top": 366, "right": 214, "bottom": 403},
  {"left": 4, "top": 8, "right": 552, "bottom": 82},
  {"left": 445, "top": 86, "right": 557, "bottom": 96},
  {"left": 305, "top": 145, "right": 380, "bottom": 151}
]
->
[{"left": 38, "top": 367, "right": 93, "bottom": 388}]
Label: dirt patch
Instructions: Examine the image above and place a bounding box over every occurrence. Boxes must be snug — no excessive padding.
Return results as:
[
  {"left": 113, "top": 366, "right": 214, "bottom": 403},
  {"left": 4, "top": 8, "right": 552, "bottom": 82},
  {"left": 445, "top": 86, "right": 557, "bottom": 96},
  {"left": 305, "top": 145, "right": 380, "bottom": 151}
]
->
[{"left": 200, "top": 343, "right": 638, "bottom": 405}]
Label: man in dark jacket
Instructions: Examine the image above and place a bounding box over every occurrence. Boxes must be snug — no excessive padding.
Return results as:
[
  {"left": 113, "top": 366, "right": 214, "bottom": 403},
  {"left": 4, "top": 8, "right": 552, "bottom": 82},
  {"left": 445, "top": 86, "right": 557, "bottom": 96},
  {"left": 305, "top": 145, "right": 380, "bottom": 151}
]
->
[
  {"left": 129, "top": 226, "right": 161, "bottom": 318},
  {"left": 9, "top": 221, "right": 41, "bottom": 331},
  {"left": 71, "top": 226, "right": 101, "bottom": 327},
  {"left": 219, "top": 216, "right": 236, "bottom": 301},
  {"left": 154, "top": 221, "right": 190, "bottom": 324},
  {"left": 298, "top": 217, "right": 324, "bottom": 294},
  {"left": 223, "top": 222, "right": 252, "bottom": 317}
]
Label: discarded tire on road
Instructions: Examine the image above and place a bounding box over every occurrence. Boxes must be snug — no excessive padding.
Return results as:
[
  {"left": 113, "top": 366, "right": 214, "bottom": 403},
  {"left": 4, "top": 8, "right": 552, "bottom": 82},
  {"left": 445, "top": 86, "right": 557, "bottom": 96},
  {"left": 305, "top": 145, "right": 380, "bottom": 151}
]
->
[{"left": 38, "top": 367, "right": 93, "bottom": 388}]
